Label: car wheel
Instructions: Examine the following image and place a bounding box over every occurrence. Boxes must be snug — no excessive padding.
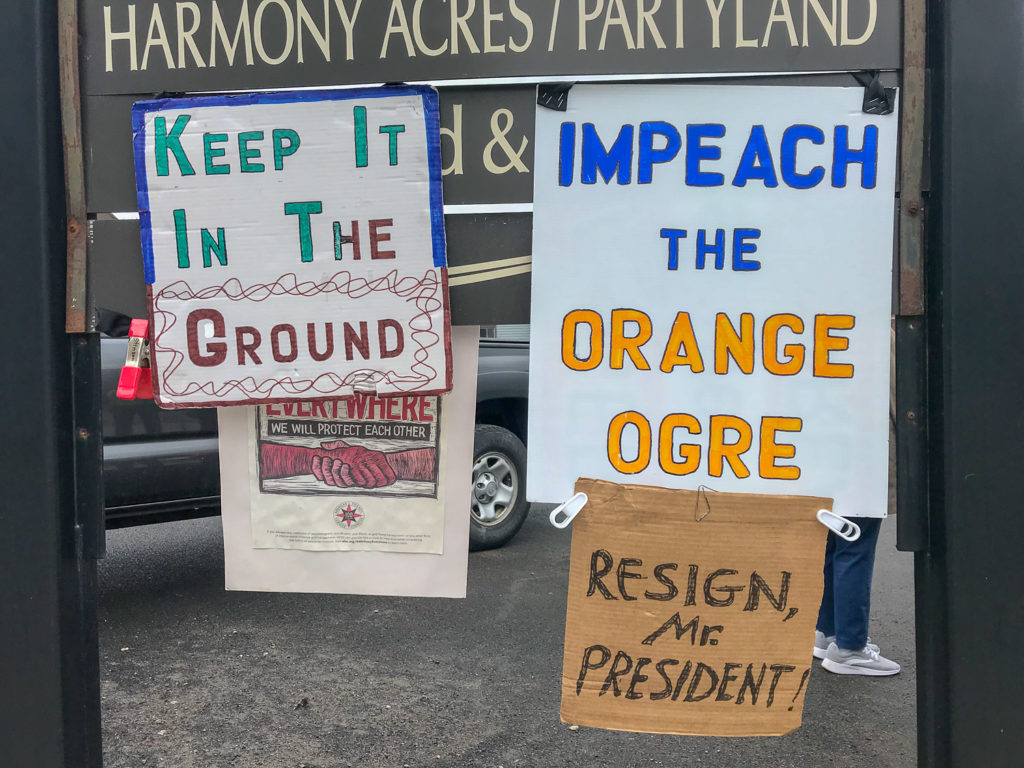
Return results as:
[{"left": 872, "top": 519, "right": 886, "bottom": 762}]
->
[{"left": 469, "top": 424, "right": 529, "bottom": 551}]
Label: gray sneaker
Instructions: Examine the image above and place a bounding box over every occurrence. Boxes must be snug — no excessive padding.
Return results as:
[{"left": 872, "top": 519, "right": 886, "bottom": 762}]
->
[
  {"left": 821, "top": 642, "right": 901, "bottom": 676},
  {"left": 814, "top": 631, "right": 879, "bottom": 660}
]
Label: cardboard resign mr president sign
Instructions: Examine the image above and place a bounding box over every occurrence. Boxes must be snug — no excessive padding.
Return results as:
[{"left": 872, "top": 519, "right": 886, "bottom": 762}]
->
[
  {"left": 133, "top": 86, "right": 451, "bottom": 408},
  {"left": 562, "top": 479, "right": 829, "bottom": 736}
]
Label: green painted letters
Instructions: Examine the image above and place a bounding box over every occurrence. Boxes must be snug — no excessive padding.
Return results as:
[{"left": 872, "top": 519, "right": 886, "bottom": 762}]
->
[
  {"left": 354, "top": 106, "right": 368, "bottom": 168},
  {"left": 284, "top": 202, "right": 323, "bottom": 262},
  {"left": 203, "top": 133, "right": 229, "bottom": 175},
  {"left": 174, "top": 209, "right": 228, "bottom": 268},
  {"left": 173, "top": 208, "right": 190, "bottom": 268},
  {"left": 238, "top": 130, "right": 265, "bottom": 173},
  {"left": 154, "top": 115, "right": 195, "bottom": 177},
  {"left": 201, "top": 229, "right": 228, "bottom": 267},
  {"left": 379, "top": 124, "right": 406, "bottom": 166},
  {"left": 273, "top": 129, "right": 300, "bottom": 170}
]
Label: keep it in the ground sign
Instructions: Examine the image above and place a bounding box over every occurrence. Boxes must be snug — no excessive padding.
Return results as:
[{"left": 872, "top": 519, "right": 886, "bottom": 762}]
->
[{"left": 132, "top": 85, "right": 451, "bottom": 408}]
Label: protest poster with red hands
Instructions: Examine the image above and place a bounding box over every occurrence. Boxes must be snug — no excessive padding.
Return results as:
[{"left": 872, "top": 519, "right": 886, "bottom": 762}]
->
[
  {"left": 245, "top": 393, "right": 448, "bottom": 553},
  {"left": 256, "top": 394, "right": 440, "bottom": 498}
]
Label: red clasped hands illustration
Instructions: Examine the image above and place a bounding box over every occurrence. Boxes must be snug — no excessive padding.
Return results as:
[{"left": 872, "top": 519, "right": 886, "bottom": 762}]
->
[{"left": 311, "top": 440, "right": 398, "bottom": 489}]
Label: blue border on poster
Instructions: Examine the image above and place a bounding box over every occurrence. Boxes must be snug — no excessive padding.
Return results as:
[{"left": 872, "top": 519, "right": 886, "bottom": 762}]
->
[
  {"left": 419, "top": 90, "right": 447, "bottom": 270},
  {"left": 131, "top": 84, "right": 447, "bottom": 285}
]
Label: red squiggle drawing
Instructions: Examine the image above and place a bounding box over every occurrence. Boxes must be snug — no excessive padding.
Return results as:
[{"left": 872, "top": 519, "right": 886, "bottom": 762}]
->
[{"left": 151, "top": 269, "right": 445, "bottom": 401}]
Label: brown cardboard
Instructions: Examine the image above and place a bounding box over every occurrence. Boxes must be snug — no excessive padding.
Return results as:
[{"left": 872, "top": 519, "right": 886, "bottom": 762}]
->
[{"left": 561, "top": 479, "right": 831, "bottom": 737}]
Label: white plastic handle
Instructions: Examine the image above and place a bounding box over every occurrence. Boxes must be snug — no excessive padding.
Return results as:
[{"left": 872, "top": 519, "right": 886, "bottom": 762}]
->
[
  {"left": 816, "top": 509, "right": 861, "bottom": 541},
  {"left": 549, "top": 492, "right": 588, "bottom": 529}
]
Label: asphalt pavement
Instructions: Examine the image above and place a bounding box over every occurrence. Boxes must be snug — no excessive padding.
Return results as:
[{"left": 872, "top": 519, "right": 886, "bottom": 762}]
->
[{"left": 98, "top": 508, "right": 916, "bottom": 768}]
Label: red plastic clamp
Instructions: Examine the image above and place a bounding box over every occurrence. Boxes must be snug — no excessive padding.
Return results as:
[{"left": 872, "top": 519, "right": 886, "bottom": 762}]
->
[{"left": 115, "top": 319, "right": 154, "bottom": 400}]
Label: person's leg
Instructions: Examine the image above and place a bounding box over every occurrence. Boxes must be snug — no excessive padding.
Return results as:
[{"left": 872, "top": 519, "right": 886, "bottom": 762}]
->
[
  {"left": 831, "top": 516, "right": 883, "bottom": 650},
  {"left": 816, "top": 530, "right": 838, "bottom": 637}
]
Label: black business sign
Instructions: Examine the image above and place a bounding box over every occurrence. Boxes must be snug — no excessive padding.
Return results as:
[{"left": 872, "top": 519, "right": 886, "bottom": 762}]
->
[
  {"left": 81, "top": 2, "right": 900, "bottom": 327},
  {"left": 82, "top": 0, "right": 900, "bottom": 96}
]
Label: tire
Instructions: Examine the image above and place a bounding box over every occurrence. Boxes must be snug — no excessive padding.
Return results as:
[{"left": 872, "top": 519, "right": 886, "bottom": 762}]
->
[{"left": 469, "top": 424, "right": 529, "bottom": 551}]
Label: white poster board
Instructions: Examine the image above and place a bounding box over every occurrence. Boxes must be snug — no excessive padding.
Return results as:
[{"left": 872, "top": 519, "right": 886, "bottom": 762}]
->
[
  {"left": 528, "top": 85, "right": 897, "bottom": 519},
  {"left": 133, "top": 86, "right": 451, "bottom": 407},
  {"left": 219, "top": 326, "right": 478, "bottom": 597}
]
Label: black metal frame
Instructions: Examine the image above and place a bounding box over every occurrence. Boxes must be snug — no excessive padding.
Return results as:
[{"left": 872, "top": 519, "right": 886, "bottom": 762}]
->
[
  {"left": 5, "top": 1, "right": 1024, "bottom": 766},
  {"left": 912, "top": 0, "right": 1024, "bottom": 765},
  {"left": 0, "top": 3, "right": 103, "bottom": 767}
]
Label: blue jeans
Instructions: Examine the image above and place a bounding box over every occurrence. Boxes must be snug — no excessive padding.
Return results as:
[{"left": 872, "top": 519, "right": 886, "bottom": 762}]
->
[{"left": 816, "top": 516, "right": 883, "bottom": 651}]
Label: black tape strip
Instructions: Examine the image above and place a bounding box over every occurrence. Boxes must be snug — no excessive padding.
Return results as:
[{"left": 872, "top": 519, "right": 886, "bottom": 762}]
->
[
  {"left": 853, "top": 71, "right": 896, "bottom": 115},
  {"left": 537, "top": 82, "right": 574, "bottom": 112}
]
